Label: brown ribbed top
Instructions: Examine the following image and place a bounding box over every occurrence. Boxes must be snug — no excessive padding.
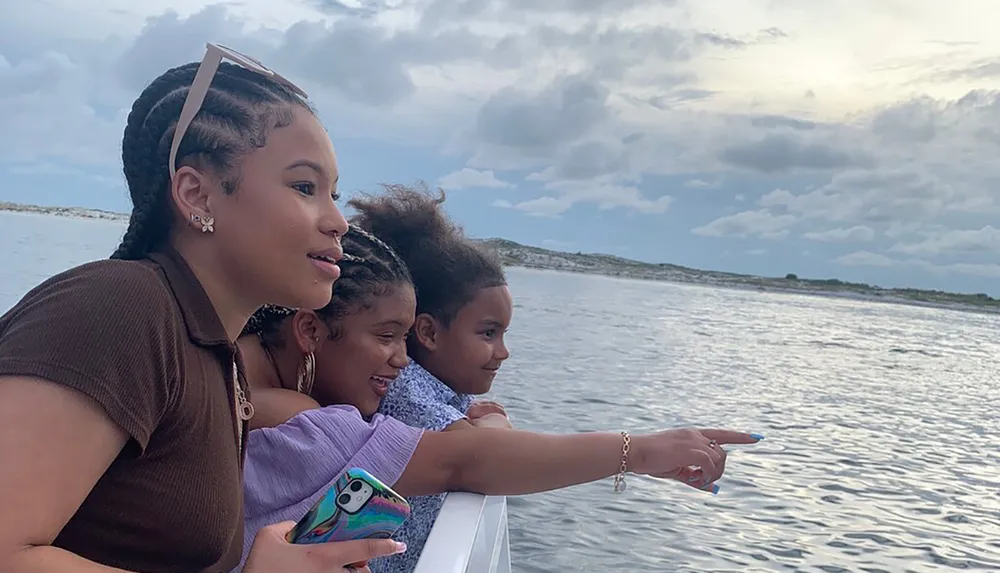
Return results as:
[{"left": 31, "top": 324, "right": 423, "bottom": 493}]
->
[{"left": 0, "top": 247, "right": 250, "bottom": 573}]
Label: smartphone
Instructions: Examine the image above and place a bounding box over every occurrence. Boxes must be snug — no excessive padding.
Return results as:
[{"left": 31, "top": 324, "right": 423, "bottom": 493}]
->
[{"left": 286, "top": 467, "right": 411, "bottom": 544}]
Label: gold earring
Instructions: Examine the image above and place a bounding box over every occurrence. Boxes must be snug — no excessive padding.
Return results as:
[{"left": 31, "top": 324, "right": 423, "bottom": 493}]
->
[
  {"left": 191, "top": 213, "right": 215, "bottom": 233},
  {"left": 297, "top": 351, "right": 316, "bottom": 396}
]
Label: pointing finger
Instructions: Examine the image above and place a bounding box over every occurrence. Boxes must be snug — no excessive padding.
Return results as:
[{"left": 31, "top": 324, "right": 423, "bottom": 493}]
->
[{"left": 700, "top": 429, "right": 765, "bottom": 445}]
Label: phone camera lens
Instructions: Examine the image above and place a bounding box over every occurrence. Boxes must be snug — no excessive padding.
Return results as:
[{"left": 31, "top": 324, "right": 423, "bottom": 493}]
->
[
  {"left": 337, "top": 493, "right": 351, "bottom": 505},
  {"left": 350, "top": 480, "right": 363, "bottom": 492}
]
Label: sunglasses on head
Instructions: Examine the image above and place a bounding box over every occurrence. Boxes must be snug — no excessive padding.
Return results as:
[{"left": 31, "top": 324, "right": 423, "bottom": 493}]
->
[{"left": 169, "top": 42, "right": 309, "bottom": 179}]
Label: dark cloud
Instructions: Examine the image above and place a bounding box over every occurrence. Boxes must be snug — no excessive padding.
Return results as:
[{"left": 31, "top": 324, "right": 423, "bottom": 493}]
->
[
  {"left": 759, "top": 168, "right": 959, "bottom": 225},
  {"left": 927, "top": 58, "right": 1000, "bottom": 82},
  {"left": 475, "top": 74, "right": 611, "bottom": 152},
  {"left": 758, "top": 27, "right": 788, "bottom": 40},
  {"left": 868, "top": 90, "right": 1000, "bottom": 156},
  {"left": 870, "top": 97, "right": 938, "bottom": 143},
  {"left": 573, "top": 25, "right": 694, "bottom": 80},
  {"left": 547, "top": 139, "right": 630, "bottom": 180},
  {"left": 695, "top": 26, "right": 789, "bottom": 49},
  {"left": 116, "top": 7, "right": 253, "bottom": 90},
  {"left": 306, "top": 0, "right": 391, "bottom": 18},
  {"left": 697, "top": 32, "right": 748, "bottom": 49},
  {"left": 644, "top": 88, "right": 717, "bottom": 109},
  {"left": 114, "top": 6, "right": 500, "bottom": 107},
  {"left": 750, "top": 114, "right": 816, "bottom": 130},
  {"left": 111, "top": 1, "right": 723, "bottom": 110},
  {"left": 720, "top": 133, "right": 873, "bottom": 173},
  {"left": 273, "top": 19, "right": 420, "bottom": 106}
]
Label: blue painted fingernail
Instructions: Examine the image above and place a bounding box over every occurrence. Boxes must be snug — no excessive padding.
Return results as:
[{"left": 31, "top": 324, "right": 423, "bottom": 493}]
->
[
  {"left": 711, "top": 484, "right": 720, "bottom": 495},
  {"left": 750, "top": 433, "right": 765, "bottom": 441}
]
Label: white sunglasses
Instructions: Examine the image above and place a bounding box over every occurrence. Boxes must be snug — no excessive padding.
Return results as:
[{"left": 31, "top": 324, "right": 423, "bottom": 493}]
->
[{"left": 168, "top": 42, "right": 309, "bottom": 179}]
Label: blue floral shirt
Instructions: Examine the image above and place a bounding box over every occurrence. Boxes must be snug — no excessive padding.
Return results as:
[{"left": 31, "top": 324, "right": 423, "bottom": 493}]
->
[{"left": 373, "top": 360, "right": 474, "bottom": 573}]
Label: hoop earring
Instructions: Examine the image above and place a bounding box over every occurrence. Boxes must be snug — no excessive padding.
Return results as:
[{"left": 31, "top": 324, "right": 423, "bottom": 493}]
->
[
  {"left": 297, "top": 352, "right": 316, "bottom": 396},
  {"left": 191, "top": 213, "right": 215, "bottom": 233}
]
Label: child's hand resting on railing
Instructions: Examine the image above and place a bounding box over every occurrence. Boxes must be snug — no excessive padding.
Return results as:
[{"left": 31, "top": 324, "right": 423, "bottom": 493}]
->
[
  {"left": 467, "top": 399, "right": 507, "bottom": 419},
  {"left": 467, "top": 400, "right": 513, "bottom": 429},
  {"left": 470, "top": 412, "right": 513, "bottom": 429}
]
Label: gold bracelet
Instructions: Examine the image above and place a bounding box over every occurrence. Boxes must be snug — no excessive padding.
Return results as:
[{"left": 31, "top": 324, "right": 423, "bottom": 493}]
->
[{"left": 612, "top": 431, "right": 630, "bottom": 493}]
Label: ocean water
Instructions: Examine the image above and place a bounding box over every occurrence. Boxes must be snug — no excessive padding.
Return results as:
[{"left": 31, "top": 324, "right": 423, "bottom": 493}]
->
[{"left": 2, "top": 210, "right": 999, "bottom": 572}]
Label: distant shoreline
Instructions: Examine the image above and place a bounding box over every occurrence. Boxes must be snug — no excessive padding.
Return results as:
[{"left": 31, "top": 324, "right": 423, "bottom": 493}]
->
[
  {"left": 0, "top": 202, "right": 129, "bottom": 222},
  {"left": 4, "top": 201, "right": 999, "bottom": 315}
]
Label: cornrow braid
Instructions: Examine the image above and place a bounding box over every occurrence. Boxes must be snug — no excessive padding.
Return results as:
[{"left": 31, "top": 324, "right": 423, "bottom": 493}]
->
[
  {"left": 111, "top": 60, "right": 312, "bottom": 260},
  {"left": 243, "top": 227, "right": 413, "bottom": 346}
]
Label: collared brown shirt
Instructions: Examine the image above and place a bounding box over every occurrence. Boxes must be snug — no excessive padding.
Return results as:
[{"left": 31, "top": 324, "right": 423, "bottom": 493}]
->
[{"left": 0, "top": 248, "right": 250, "bottom": 573}]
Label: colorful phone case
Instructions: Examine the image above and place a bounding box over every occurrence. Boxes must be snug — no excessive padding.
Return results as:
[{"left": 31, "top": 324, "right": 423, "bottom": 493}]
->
[{"left": 286, "top": 467, "right": 411, "bottom": 544}]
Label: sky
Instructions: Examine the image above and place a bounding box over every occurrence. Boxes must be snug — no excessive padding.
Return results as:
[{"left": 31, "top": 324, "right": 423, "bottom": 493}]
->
[{"left": 2, "top": 0, "right": 1000, "bottom": 295}]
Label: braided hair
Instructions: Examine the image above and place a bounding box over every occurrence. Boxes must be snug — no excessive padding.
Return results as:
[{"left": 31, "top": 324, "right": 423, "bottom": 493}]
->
[
  {"left": 347, "top": 183, "right": 506, "bottom": 327},
  {"left": 112, "top": 60, "right": 312, "bottom": 260},
  {"left": 243, "top": 226, "right": 413, "bottom": 346}
]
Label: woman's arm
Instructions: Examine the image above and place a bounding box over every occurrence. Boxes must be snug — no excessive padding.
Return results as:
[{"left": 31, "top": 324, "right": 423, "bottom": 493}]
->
[
  {"left": 0, "top": 377, "right": 134, "bottom": 573},
  {"left": 393, "top": 426, "right": 757, "bottom": 497},
  {"left": 248, "top": 388, "right": 322, "bottom": 430},
  {"left": 393, "top": 428, "right": 626, "bottom": 496}
]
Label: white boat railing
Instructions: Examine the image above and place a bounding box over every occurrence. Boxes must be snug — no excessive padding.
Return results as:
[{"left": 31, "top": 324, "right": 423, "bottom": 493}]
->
[{"left": 412, "top": 493, "right": 511, "bottom": 573}]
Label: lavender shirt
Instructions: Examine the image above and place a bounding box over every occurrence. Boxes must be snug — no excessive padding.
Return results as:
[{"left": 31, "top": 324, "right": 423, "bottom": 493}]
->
[{"left": 238, "top": 405, "right": 423, "bottom": 571}]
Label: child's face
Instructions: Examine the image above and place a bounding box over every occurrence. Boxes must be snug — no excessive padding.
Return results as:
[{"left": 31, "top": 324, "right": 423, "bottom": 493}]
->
[
  {"left": 431, "top": 285, "right": 514, "bottom": 395},
  {"left": 311, "top": 284, "right": 416, "bottom": 417}
]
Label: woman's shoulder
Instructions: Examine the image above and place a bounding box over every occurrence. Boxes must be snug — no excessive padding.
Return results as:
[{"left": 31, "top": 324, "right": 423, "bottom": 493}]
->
[
  {"left": 3, "top": 258, "right": 173, "bottom": 322},
  {"left": 1, "top": 257, "right": 180, "bottom": 339},
  {"left": 0, "top": 258, "right": 183, "bottom": 450},
  {"left": 50, "top": 257, "right": 168, "bottom": 298}
]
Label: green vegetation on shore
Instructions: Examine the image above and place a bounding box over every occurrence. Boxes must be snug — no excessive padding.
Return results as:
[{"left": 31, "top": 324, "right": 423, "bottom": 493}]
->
[
  {"left": 3, "top": 200, "right": 997, "bottom": 313},
  {"left": 476, "top": 238, "right": 1000, "bottom": 313}
]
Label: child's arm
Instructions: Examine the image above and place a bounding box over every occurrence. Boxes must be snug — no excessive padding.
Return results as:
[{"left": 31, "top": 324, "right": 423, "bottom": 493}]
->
[{"left": 247, "top": 387, "right": 321, "bottom": 430}]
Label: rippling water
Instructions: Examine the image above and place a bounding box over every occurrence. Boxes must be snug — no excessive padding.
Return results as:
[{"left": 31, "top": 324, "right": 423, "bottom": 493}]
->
[{"left": 3, "top": 211, "right": 999, "bottom": 572}]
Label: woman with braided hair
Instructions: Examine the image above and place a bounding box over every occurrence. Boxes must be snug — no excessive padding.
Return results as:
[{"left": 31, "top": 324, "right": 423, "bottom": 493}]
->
[
  {"left": 0, "top": 44, "right": 405, "bottom": 573},
  {"left": 237, "top": 223, "right": 765, "bottom": 572}
]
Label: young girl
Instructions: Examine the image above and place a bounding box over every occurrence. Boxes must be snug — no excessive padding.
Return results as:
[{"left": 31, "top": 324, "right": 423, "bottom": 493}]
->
[
  {"left": 240, "top": 225, "right": 762, "bottom": 572},
  {"left": 347, "top": 184, "right": 517, "bottom": 571},
  {"left": 0, "top": 44, "right": 401, "bottom": 573}
]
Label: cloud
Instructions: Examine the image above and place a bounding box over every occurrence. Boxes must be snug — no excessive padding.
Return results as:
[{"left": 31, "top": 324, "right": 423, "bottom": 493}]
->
[
  {"left": 834, "top": 251, "right": 897, "bottom": 267},
  {"left": 692, "top": 209, "right": 795, "bottom": 240},
  {"left": 472, "top": 74, "right": 613, "bottom": 166},
  {"left": 683, "top": 178, "right": 715, "bottom": 188},
  {"left": 495, "top": 181, "right": 671, "bottom": 217},
  {"left": 835, "top": 250, "right": 1000, "bottom": 280},
  {"left": 759, "top": 168, "right": 967, "bottom": 225},
  {"left": 889, "top": 225, "right": 1000, "bottom": 257},
  {"left": 438, "top": 168, "right": 512, "bottom": 190},
  {"left": 803, "top": 225, "right": 875, "bottom": 243},
  {"left": 719, "top": 133, "right": 874, "bottom": 174}
]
